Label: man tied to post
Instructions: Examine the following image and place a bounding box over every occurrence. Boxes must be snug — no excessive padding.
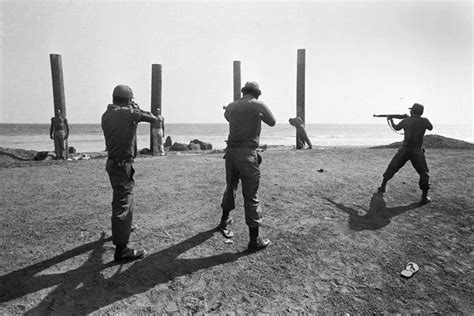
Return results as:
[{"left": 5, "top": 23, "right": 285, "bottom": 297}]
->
[
  {"left": 219, "top": 81, "right": 276, "bottom": 252},
  {"left": 101, "top": 84, "right": 157, "bottom": 262},
  {"left": 378, "top": 103, "right": 433, "bottom": 205},
  {"left": 50, "top": 108, "right": 69, "bottom": 160}
]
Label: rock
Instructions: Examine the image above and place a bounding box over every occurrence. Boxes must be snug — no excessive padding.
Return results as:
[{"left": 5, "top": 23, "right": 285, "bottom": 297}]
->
[
  {"left": 187, "top": 143, "right": 201, "bottom": 150},
  {"left": 190, "top": 139, "right": 213, "bottom": 150},
  {"left": 164, "top": 136, "right": 172, "bottom": 148},
  {"left": 170, "top": 142, "right": 189, "bottom": 151}
]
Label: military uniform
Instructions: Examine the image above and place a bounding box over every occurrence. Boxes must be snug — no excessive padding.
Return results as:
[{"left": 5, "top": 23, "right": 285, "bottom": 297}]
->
[
  {"left": 379, "top": 103, "right": 433, "bottom": 203},
  {"left": 220, "top": 82, "right": 276, "bottom": 251},
  {"left": 101, "top": 85, "right": 156, "bottom": 261}
]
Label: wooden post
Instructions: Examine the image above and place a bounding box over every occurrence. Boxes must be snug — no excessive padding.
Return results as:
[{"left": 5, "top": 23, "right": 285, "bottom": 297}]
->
[
  {"left": 233, "top": 60, "right": 241, "bottom": 101},
  {"left": 296, "top": 49, "right": 306, "bottom": 149},
  {"left": 150, "top": 64, "right": 162, "bottom": 155},
  {"left": 50, "top": 54, "right": 68, "bottom": 158}
]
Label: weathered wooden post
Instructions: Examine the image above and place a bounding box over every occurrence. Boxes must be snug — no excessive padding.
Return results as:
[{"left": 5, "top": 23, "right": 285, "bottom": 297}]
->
[
  {"left": 150, "top": 64, "right": 162, "bottom": 155},
  {"left": 296, "top": 49, "right": 306, "bottom": 149},
  {"left": 50, "top": 53, "right": 68, "bottom": 158},
  {"left": 233, "top": 60, "right": 241, "bottom": 101}
]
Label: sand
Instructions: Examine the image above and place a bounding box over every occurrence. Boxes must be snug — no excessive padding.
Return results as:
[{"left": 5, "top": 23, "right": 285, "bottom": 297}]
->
[{"left": 0, "top": 138, "right": 473, "bottom": 313}]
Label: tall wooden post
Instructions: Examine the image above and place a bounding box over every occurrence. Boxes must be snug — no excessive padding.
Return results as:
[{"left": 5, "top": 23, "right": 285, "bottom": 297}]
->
[
  {"left": 150, "top": 64, "right": 162, "bottom": 155},
  {"left": 50, "top": 54, "right": 68, "bottom": 158},
  {"left": 296, "top": 49, "right": 306, "bottom": 149},
  {"left": 233, "top": 60, "right": 241, "bottom": 101}
]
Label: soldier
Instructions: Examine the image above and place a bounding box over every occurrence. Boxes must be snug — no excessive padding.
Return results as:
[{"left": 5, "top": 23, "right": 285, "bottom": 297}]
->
[
  {"left": 378, "top": 103, "right": 433, "bottom": 204},
  {"left": 50, "top": 108, "right": 69, "bottom": 159},
  {"left": 219, "top": 81, "right": 276, "bottom": 252},
  {"left": 101, "top": 84, "right": 157, "bottom": 262}
]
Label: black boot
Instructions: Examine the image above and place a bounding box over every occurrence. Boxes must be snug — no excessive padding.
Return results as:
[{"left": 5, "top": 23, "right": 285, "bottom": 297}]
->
[
  {"left": 248, "top": 227, "right": 271, "bottom": 252},
  {"left": 421, "top": 190, "right": 431, "bottom": 205}
]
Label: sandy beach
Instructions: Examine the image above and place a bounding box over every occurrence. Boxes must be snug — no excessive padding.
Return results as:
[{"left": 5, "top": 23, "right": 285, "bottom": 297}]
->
[{"left": 0, "top": 143, "right": 473, "bottom": 313}]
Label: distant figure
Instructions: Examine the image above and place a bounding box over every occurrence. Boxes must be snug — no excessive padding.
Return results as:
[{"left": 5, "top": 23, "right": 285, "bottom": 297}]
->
[
  {"left": 49, "top": 108, "right": 69, "bottom": 159},
  {"left": 289, "top": 117, "right": 312, "bottom": 149},
  {"left": 101, "top": 84, "right": 157, "bottom": 262},
  {"left": 378, "top": 103, "right": 433, "bottom": 205},
  {"left": 220, "top": 81, "right": 276, "bottom": 252},
  {"left": 151, "top": 108, "right": 165, "bottom": 156}
]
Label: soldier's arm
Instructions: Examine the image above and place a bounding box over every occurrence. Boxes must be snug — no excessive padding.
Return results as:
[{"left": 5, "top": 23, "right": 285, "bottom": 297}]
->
[
  {"left": 425, "top": 118, "right": 433, "bottom": 131},
  {"left": 389, "top": 118, "right": 403, "bottom": 131},
  {"left": 259, "top": 103, "right": 276, "bottom": 127},
  {"left": 132, "top": 108, "right": 157, "bottom": 123}
]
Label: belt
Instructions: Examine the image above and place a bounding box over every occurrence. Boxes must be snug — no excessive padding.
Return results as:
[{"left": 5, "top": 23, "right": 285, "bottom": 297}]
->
[{"left": 108, "top": 157, "right": 134, "bottom": 166}]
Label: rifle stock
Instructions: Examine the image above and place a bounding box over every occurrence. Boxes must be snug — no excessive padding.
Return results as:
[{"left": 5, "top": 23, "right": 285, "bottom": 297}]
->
[{"left": 373, "top": 114, "right": 409, "bottom": 119}]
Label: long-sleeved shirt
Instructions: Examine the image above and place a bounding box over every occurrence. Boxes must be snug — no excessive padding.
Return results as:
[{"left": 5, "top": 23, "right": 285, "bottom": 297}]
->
[
  {"left": 392, "top": 115, "right": 433, "bottom": 148},
  {"left": 224, "top": 95, "right": 276, "bottom": 148},
  {"left": 102, "top": 104, "right": 156, "bottom": 160}
]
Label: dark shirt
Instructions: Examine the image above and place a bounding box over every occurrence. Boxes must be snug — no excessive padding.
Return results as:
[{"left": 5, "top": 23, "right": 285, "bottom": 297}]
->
[
  {"left": 101, "top": 104, "right": 144, "bottom": 160},
  {"left": 393, "top": 115, "right": 433, "bottom": 148},
  {"left": 224, "top": 95, "right": 276, "bottom": 148}
]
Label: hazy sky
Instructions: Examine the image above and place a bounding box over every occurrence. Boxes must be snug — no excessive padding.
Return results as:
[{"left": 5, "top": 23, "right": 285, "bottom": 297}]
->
[{"left": 0, "top": 0, "right": 472, "bottom": 125}]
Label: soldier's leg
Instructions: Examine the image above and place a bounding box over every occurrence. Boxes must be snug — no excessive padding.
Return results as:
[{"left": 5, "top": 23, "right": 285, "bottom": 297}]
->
[
  {"left": 379, "top": 147, "right": 410, "bottom": 193},
  {"left": 410, "top": 148, "right": 431, "bottom": 203},
  {"left": 106, "top": 160, "right": 135, "bottom": 249},
  {"left": 238, "top": 149, "right": 270, "bottom": 251},
  {"left": 220, "top": 149, "right": 239, "bottom": 227}
]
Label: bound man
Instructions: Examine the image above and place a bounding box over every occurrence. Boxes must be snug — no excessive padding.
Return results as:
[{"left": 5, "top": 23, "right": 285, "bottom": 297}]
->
[
  {"left": 102, "top": 84, "right": 157, "bottom": 262},
  {"left": 50, "top": 108, "right": 69, "bottom": 159},
  {"left": 289, "top": 116, "right": 312, "bottom": 149},
  {"left": 151, "top": 108, "right": 165, "bottom": 156},
  {"left": 219, "top": 81, "right": 276, "bottom": 252},
  {"left": 378, "top": 103, "right": 433, "bottom": 204}
]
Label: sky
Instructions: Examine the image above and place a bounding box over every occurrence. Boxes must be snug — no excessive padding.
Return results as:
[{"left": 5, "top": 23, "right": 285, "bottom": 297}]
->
[{"left": 0, "top": 0, "right": 472, "bottom": 125}]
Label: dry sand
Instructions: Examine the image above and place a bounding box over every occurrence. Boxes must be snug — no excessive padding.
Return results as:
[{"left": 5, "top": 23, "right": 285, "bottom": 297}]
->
[{"left": 0, "top": 139, "right": 473, "bottom": 313}]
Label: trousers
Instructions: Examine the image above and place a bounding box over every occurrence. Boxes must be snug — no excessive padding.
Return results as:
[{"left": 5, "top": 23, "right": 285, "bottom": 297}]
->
[
  {"left": 221, "top": 147, "right": 262, "bottom": 227},
  {"left": 383, "top": 146, "right": 430, "bottom": 190},
  {"left": 53, "top": 130, "right": 66, "bottom": 159},
  {"left": 106, "top": 159, "right": 135, "bottom": 248}
]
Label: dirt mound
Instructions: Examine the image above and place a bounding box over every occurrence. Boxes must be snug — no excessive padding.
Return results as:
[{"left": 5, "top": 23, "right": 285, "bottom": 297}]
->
[
  {"left": 0, "top": 147, "right": 38, "bottom": 161},
  {"left": 370, "top": 134, "right": 474, "bottom": 149}
]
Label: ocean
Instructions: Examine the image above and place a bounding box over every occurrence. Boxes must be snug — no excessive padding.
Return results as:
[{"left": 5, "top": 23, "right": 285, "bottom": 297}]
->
[{"left": 0, "top": 123, "right": 472, "bottom": 153}]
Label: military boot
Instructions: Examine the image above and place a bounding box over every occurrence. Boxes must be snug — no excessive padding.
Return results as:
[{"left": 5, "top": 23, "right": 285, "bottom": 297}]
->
[{"left": 247, "top": 227, "right": 271, "bottom": 252}]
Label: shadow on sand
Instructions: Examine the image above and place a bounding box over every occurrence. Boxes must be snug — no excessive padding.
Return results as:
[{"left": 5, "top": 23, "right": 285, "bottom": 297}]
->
[
  {"left": 325, "top": 192, "right": 421, "bottom": 231},
  {"left": 0, "top": 228, "right": 246, "bottom": 314}
]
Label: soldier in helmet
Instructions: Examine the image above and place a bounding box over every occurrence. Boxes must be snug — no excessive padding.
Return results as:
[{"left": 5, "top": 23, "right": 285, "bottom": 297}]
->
[
  {"left": 378, "top": 103, "right": 433, "bottom": 205},
  {"left": 219, "top": 81, "right": 276, "bottom": 252},
  {"left": 50, "top": 108, "right": 69, "bottom": 159},
  {"left": 101, "top": 84, "right": 157, "bottom": 262}
]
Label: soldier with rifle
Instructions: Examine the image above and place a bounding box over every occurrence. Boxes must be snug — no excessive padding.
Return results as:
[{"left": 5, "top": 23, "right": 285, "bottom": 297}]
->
[
  {"left": 102, "top": 84, "right": 157, "bottom": 262},
  {"left": 374, "top": 103, "right": 433, "bottom": 204}
]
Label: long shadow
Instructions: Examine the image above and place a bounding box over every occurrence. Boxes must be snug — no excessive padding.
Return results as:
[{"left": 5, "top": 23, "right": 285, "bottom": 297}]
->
[
  {"left": 325, "top": 192, "right": 421, "bottom": 231},
  {"left": 1, "top": 228, "right": 246, "bottom": 314}
]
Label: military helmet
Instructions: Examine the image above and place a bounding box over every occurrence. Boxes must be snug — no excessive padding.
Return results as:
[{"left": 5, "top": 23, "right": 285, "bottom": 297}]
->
[
  {"left": 241, "top": 81, "right": 261, "bottom": 95},
  {"left": 112, "top": 85, "right": 133, "bottom": 99}
]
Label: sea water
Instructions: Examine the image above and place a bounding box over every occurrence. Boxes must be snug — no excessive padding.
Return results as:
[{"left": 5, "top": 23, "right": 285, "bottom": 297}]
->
[{"left": 0, "top": 123, "right": 472, "bottom": 153}]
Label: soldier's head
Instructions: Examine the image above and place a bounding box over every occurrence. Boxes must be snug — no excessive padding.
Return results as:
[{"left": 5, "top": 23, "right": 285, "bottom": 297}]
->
[
  {"left": 241, "top": 81, "right": 261, "bottom": 99},
  {"left": 112, "top": 85, "right": 134, "bottom": 105},
  {"left": 409, "top": 103, "right": 424, "bottom": 116}
]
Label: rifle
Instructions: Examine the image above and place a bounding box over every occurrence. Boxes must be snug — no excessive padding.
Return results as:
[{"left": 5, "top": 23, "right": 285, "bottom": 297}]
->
[{"left": 373, "top": 114, "right": 409, "bottom": 119}]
